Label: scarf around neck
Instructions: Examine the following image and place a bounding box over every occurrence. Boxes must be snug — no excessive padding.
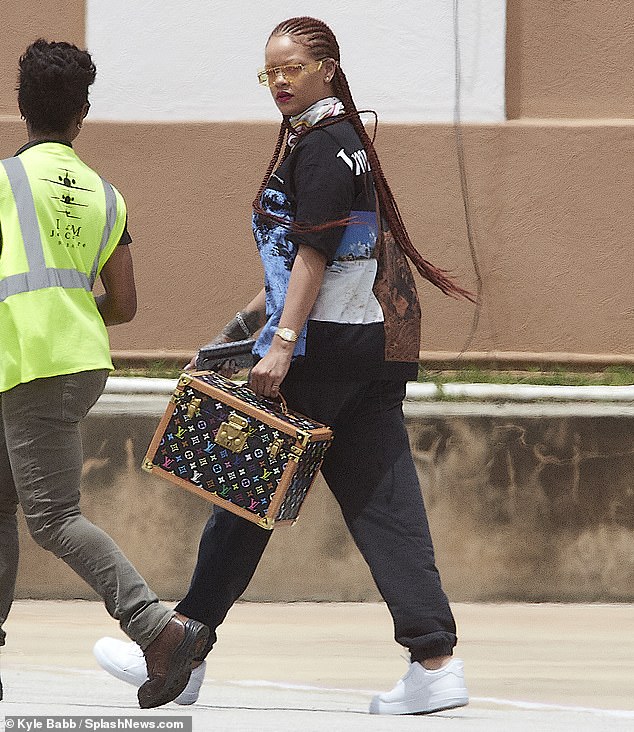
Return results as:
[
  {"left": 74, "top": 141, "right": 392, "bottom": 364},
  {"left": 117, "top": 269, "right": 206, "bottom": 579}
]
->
[{"left": 287, "top": 96, "right": 345, "bottom": 148}]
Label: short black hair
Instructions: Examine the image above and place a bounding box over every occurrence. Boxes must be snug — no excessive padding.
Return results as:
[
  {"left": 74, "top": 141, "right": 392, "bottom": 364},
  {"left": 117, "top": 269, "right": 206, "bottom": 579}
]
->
[{"left": 17, "top": 39, "right": 96, "bottom": 134}]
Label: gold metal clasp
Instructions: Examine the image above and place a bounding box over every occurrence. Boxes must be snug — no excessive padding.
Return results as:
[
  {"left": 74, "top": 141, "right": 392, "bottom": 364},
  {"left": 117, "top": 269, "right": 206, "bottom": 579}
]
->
[
  {"left": 216, "top": 413, "right": 249, "bottom": 452},
  {"left": 268, "top": 438, "right": 284, "bottom": 460},
  {"left": 170, "top": 390, "right": 201, "bottom": 419},
  {"left": 296, "top": 430, "right": 311, "bottom": 449},
  {"left": 288, "top": 444, "right": 304, "bottom": 463},
  {"left": 287, "top": 431, "right": 311, "bottom": 463},
  {"left": 186, "top": 397, "right": 201, "bottom": 419}
]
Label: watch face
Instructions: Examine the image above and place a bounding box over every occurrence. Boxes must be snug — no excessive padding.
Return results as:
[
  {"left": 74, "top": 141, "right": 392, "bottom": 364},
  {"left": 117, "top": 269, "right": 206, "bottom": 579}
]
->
[{"left": 276, "top": 327, "right": 297, "bottom": 342}]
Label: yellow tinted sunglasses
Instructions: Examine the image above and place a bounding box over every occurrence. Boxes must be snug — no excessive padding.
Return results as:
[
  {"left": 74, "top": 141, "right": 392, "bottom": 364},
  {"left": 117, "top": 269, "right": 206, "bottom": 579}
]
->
[{"left": 257, "top": 59, "right": 328, "bottom": 87}]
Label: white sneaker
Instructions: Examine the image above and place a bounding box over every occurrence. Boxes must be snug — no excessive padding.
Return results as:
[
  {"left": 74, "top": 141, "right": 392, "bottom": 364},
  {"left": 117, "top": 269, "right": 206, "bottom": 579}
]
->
[
  {"left": 93, "top": 637, "right": 206, "bottom": 705},
  {"left": 369, "top": 658, "right": 468, "bottom": 715}
]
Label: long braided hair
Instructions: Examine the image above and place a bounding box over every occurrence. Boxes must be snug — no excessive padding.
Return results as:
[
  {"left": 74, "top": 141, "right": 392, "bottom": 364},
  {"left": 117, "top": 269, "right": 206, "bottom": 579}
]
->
[{"left": 253, "top": 16, "right": 473, "bottom": 301}]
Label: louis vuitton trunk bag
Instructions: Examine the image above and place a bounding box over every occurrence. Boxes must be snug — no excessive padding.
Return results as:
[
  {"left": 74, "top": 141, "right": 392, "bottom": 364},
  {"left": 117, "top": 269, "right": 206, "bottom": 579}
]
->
[{"left": 142, "top": 371, "right": 333, "bottom": 529}]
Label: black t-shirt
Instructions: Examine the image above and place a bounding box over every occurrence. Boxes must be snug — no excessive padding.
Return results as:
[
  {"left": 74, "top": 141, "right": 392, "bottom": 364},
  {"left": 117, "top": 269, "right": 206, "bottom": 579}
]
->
[{"left": 252, "top": 118, "right": 416, "bottom": 382}]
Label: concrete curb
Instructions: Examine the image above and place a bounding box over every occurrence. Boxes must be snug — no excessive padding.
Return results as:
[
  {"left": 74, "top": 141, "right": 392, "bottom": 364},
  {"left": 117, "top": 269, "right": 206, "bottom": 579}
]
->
[
  {"left": 406, "top": 381, "right": 634, "bottom": 402},
  {"left": 103, "top": 376, "right": 634, "bottom": 403}
]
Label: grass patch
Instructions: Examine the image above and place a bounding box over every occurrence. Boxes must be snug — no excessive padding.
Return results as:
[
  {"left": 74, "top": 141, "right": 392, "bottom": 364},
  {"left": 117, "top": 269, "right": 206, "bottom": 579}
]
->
[
  {"left": 112, "top": 360, "right": 184, "bottom": 379},
  {"left": 418, "top": 365, "right": 634, "bottom": 387},
  {"left": 110, "top": 361, "right": 634, "bottom": 387}
]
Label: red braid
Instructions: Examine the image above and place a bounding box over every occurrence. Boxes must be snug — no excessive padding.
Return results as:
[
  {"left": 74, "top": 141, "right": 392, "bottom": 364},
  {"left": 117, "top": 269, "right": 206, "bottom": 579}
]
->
[
  {"left": 252, "top": 117, "right": 291, "bottom": 215},
  {"left": 253, "top": 16, "right": 474, "bottom": 302}
]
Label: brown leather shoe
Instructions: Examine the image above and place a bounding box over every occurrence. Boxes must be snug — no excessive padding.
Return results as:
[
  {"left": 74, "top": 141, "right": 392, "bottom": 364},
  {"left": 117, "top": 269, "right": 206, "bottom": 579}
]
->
[{"left": 137, "top": 612, "right": 209, "bottom": 709}]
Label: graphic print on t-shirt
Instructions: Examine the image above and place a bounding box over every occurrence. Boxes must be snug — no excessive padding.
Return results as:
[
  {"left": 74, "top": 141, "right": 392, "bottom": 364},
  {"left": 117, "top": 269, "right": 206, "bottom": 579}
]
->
[
  {"left": 252, "top": 120, "right": 393, "bottom": 379},
  {"left": 253, "top": 187, "right": 308, "bottom": 356}
]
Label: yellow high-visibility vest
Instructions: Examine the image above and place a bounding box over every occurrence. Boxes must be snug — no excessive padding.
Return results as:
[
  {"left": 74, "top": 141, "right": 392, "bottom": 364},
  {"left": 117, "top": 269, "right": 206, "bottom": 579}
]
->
[{"left": 0, "top": 142, "right": 127, "bottom": 392}]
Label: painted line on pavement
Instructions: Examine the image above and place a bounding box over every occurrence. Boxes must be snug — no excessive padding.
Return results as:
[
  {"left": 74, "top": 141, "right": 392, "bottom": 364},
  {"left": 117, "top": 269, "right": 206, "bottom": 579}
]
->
[
  {"left": 471, "top": 695, "right": 634, "bottom": 719},
  {"left": 18, "top": 668, "right": 634, "bottom": 720},
  {"left": 229, "top": 679, "right": 634, "bottom": 719}
]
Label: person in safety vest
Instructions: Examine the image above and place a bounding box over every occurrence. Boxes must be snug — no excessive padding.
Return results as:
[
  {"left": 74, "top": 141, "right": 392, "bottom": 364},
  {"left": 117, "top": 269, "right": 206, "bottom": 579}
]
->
[{"left": 0, "top": 39, "right": 209, "bottom": 708}]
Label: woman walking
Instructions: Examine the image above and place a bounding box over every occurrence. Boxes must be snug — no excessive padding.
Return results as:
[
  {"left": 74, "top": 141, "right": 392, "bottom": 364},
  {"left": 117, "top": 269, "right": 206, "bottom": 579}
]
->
[{"left": 96, "top": 17, "right": 471, "bottom": 715}]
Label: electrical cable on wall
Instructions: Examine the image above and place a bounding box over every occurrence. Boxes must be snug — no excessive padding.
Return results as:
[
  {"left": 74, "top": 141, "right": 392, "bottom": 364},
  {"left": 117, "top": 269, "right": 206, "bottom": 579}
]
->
[{"left": 452, "top": 0, "right": 484, "bottom": 358}]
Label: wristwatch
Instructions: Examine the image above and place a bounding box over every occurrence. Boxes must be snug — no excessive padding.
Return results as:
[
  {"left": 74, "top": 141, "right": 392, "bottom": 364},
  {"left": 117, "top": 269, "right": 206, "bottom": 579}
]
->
[{"left": 275, "top": 327, "right": 298, "bottom": 343}]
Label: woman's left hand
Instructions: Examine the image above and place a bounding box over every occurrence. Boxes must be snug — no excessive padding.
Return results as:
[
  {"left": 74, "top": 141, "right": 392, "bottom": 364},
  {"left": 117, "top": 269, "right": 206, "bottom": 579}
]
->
[{"left": 249, "top": 340, "right": 294, "bottom": 399}]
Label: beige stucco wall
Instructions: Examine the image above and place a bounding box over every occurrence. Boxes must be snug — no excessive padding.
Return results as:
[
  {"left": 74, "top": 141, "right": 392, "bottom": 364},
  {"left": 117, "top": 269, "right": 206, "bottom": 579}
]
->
[
  {"left": 0, "top": 0, "right": 85, "bottom": 116},
  {"left": 2, "top": 117, "right": 631, "bottom": 358},
  {"left": 2, "top": 2, "right": 633, "bottom": 361},
  {"left": 506, "top": 0, "right": 634, "bottom": 119}
]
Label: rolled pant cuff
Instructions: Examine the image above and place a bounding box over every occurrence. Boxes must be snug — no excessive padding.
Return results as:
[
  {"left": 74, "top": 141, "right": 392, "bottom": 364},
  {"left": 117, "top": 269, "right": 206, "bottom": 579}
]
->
[{"left": 409, "top": 632, "right": 457, "bottom": 662}]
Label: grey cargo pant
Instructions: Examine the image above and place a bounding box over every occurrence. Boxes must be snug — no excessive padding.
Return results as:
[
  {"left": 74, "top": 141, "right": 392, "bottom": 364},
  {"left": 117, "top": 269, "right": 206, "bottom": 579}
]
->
[{"left": 0, "top": 370, "right": 171, "bottom": 649}]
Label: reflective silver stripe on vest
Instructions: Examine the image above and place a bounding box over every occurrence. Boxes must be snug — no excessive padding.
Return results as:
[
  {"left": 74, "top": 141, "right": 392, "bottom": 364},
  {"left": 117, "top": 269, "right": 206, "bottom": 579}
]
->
[
  {"left": 1, "top": 157, "right": 117, "bottom": 302},
  {"left": 1, "top": 156, "right": 47, "bottom": 273},
  {"left": 89, "top": 178, "right": 117, "bottom": 287},
  {"left": 0, "top": 268, "right": 90, "bottom": 301}
]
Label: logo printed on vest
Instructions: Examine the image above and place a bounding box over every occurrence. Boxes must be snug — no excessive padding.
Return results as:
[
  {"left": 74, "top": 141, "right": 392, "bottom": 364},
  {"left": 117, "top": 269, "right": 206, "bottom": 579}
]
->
[
  {"left": 43, "top": 167, "right": 94, "bottom": 248},
  {"left": 50, "top": 218, "right": 84, "bottom": 247}
]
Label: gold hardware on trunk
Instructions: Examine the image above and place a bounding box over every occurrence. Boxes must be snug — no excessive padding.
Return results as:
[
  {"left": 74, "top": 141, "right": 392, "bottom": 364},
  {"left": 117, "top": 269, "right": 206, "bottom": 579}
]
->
[
  {"left": 216, "top": 413, "right": 249, "bottom": 452},
  {"left": 170, "top": 390, "right": 201, "bottom": 420},
  {"left": 288, "top": 444, "right": 304, "bottom": 463},
  {"left": 268, "top": 437, "right": 284, "bottom": 459},
  {"left": 142, "top": 459, "right": 154, "bottom": 472},
  {"left": 186, "top": 397, "right": 201, "bottom": 419}
]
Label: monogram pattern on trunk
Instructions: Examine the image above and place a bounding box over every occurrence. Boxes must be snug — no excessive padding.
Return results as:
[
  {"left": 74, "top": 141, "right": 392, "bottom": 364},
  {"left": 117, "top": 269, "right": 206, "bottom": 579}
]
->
[
  {"left": 149, "top": 373, "right": 332, "bottom": 525},
  {"left": 275, "top": 440, "right": 331, "bottom": 521},
  {"left": 152, "top": 389, "right": 292, "bottom": 517},
  {"left": 193, "top": 371, "right": 325, "bottom": 432}
]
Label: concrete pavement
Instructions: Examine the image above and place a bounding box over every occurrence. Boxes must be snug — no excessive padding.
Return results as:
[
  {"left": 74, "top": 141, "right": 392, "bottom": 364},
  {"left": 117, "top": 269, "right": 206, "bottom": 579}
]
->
[{"left": 1, "top": 601, "right": 633, "bottom": 730}]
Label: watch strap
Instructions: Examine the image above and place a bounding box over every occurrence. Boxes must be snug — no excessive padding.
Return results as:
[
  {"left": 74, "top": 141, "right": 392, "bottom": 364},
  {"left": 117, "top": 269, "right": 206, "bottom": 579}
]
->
[{"left": 275, "top": 327, "right": 298, "bottom": 343}]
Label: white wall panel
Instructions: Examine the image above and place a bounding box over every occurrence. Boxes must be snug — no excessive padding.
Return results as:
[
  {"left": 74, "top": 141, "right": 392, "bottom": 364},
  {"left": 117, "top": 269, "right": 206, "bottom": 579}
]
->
[{"left": 86, "top": 0, "right": 505, "bottom": 122}]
